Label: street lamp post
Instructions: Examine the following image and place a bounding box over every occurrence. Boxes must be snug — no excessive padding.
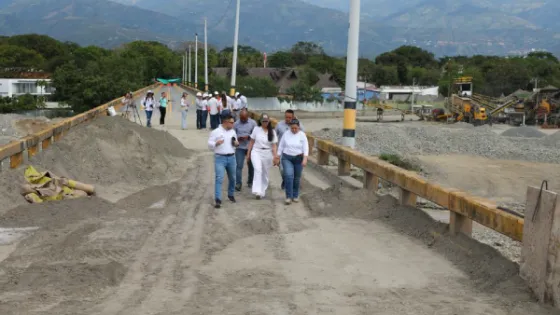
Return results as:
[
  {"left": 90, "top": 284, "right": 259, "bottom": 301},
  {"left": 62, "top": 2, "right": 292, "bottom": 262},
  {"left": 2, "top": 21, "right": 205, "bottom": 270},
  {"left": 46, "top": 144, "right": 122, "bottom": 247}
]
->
[
  {"left": 342, "top": 0, "right": 360, "bottom": 149},
  {"left": 188, "top": 45, "right": 192, "bottom": 86},
  {"left": 204, "top": 17, "right": 209, "bottom": 92},
  {"left": 230, "top": 0, "right": 241, "bottom": 96},
  {"left": 195, "top": 33, "right": 198, "bottom": 89}
]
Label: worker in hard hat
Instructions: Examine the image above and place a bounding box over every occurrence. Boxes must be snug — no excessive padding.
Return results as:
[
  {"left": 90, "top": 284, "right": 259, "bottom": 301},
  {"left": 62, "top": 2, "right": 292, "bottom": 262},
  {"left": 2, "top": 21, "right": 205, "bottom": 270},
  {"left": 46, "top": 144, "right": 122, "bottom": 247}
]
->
[
  {"left": 142, "top": 90, "right": 156, "bottom": 128},
  {"left": 195, "top": 92, "right": 203, "bottom": 129},
  {"left": 208, "top": 92, "right": 220, "bottom": 130}
]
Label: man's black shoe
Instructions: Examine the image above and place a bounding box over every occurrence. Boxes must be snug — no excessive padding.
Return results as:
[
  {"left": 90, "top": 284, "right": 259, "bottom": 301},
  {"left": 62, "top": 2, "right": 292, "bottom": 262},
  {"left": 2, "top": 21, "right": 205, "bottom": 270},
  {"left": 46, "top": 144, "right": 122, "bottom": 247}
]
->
[
  {"left": 228, "top": 196, "right": 236, "bottom": 203},
  {"left": 215, "top": 199, "right": 222, "bottom": 208},
  {"left": 235, "top": 184, "right": 241, "bottom": 191},
  {"left": 281, "top": 180, "right": 285, "bottom": 190},
  {"left": 247, "top": 182, "right": 252, "bottom": 188}
]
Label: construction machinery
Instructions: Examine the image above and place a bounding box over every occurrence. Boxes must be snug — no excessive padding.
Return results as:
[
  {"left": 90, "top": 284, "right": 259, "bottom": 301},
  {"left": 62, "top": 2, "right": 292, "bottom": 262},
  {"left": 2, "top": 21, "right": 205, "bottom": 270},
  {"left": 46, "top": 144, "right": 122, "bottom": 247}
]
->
[{"left": 441, "top": 77, "right": 488, "bottom": 125}]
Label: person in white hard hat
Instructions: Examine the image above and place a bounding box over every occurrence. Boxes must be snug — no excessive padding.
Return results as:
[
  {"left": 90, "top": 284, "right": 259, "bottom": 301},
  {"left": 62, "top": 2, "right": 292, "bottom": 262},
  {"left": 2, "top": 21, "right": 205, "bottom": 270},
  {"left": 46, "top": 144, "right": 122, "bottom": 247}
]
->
[
  {"left": 142, "top": 90, "right": 155, "bottom": 127},
  {"left": 201, "top": 93, "right": 209, "bottom": 129},
  {"left": 238, "top": 92, "right": 248, "bottom": 110},
  {"left": 214, "top": 91, "right": 222, "bottom": 124},
  {"left": 208, "top": 92, "right": 220, "bottom": 130},
  {"left": 195, "top": 92, "right": 204, "bottom": 129},
  {"left": 246, "top": 113, "right": 278, "bottom": 199}
]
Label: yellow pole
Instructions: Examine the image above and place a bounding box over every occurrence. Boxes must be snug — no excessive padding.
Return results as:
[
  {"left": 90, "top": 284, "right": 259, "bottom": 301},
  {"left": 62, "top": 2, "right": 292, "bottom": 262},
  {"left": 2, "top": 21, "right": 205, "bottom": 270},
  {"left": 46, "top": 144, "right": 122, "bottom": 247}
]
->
[{"left": 229, "top": 87, "right": 235, "bottom": 97}]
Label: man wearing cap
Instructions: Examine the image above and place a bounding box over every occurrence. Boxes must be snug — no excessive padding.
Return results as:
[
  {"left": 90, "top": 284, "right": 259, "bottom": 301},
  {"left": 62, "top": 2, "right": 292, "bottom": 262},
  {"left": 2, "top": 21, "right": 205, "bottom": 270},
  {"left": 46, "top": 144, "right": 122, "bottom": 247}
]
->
[
  {"left": 208, "top": 92, "right": 220, "bottom": 130},
  {"left": 275, "top": 109, "right": 304, "bottom": 190},
  {"left": 208, "top": 109, "right": 239, "bottom": 208},
  {"left": 201, "top": 93, "right": 209, "bottom": 129},
  {"left": 233, "top": 108, "right": 257, "bottom": 191},
  {"left": 195, "top": 92, "right": 204, "bottom": 129}
]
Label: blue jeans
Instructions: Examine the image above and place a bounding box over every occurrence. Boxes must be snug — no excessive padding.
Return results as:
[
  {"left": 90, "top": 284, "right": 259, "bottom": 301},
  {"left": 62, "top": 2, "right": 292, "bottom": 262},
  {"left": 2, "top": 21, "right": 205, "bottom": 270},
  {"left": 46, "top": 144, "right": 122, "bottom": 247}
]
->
[
  {"left": 214, "top": 154, "right": 236, "bottom": 201},
  {"left": 281, "top": 154, "right": 303, "bottom": 199},
  {"left": 235, "top": 148, "right": 254, "bottom": 186},
  {"left": 146, "top": 110, "right": 153, "bottom": 127},
  {"left": 181, "top": 109, "right": 188, "bottom": 129},
  {"left": 210, "top": 114, "right": 219, "bottom": 130}
]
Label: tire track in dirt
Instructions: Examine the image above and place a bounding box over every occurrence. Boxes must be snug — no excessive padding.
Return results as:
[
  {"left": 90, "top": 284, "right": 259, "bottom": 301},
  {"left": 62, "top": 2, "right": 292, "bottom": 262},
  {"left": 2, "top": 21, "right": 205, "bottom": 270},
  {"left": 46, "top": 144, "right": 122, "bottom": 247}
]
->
[{"left": 88, "top": 154, "right": 210, "bottom": 315}]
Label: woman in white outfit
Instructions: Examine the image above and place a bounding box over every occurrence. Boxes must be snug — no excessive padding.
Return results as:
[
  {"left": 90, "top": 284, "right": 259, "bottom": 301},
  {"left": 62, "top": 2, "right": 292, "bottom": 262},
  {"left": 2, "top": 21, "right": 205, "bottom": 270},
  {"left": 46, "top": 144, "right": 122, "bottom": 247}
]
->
[
  {"left": 246, "top": 113, "right": 278, "bottom": 199},
  {"left": 180, "top": 92, "right": 189, "bottom": 130}
]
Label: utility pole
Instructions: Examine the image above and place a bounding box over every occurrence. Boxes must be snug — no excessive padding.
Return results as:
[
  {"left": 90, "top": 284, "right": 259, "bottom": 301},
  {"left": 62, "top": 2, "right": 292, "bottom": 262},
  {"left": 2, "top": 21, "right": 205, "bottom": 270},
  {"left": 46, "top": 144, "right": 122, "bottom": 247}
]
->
[
  {"left": 230, "top": 0, "right": 241, "bottom": 96},
  {"left": 184, "top": 49, "right": 188, "bottom": 86},
  {"left": 204, "top": 17, "right": 209, "bottom": 92},
  {"left": 195, "top": 33, "right": 198, "bottom": 89},
  {"left": 188, "top": 45, "right": 192, "bottom": 86},
  {"left": 182, "top": 55, "right": 185, "bottom": 84},
  {"left": 342, "top": 0, "right": 360, "bottom": 149}
]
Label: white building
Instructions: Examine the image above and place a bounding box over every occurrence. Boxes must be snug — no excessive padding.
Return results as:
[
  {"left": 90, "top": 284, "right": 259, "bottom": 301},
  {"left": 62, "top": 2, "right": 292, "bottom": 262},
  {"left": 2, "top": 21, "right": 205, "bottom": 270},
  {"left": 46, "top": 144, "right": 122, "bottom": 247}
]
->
[
  {"left": 379, "top": 85, "right": 439, "bottom": 101},
  {"left": 0, "top": 78, "right": 54, "bottom": 98}
]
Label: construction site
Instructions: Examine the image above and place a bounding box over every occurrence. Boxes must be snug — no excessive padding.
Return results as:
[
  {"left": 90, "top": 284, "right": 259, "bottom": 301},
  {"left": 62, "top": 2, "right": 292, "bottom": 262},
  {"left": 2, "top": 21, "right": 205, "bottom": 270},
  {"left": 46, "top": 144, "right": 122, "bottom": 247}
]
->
[{"left": 0, "top": 83, "right": 559, "bottom": 314}]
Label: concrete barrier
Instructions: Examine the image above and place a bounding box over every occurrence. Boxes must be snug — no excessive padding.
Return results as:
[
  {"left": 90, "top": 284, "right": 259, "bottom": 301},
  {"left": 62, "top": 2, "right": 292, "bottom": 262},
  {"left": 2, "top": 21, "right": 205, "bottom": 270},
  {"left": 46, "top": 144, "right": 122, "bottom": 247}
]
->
[
  {"left": 245, "top": 109, "right": 524, "bottom": 242},
  {"left": 0, "top": 84, "right": 159, "bottom": 170}
]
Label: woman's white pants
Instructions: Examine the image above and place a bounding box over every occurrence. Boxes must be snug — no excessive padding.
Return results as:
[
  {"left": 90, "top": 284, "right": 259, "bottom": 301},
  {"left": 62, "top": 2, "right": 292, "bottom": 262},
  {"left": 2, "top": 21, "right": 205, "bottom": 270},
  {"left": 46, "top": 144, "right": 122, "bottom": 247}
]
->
[{"left": 251, "top": 148, "right": 273, "bottom": 197}]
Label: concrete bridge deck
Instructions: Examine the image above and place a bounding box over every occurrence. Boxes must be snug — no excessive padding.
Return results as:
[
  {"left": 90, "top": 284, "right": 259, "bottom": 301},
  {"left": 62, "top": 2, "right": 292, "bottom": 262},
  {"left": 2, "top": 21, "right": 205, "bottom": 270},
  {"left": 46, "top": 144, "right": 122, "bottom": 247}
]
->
[{"left": 0, "top": 85, "right": 557, "bottom": 314}]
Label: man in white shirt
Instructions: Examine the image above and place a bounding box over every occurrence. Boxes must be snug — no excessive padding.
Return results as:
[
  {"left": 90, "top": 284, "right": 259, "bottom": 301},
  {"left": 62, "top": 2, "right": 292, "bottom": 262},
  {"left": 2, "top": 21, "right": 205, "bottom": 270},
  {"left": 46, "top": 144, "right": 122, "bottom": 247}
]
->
[
  {"left": 208, "top": 92, "right": 220, "bottom": 130},
  {"left": 238, "top": 92, "right": 248, "bottom": 110},
  {"left": 196, "top": 92, "right": 208, "bottom": 130},
  {"left": 208, "top": 110, "right": 239, "bottom": 208}
]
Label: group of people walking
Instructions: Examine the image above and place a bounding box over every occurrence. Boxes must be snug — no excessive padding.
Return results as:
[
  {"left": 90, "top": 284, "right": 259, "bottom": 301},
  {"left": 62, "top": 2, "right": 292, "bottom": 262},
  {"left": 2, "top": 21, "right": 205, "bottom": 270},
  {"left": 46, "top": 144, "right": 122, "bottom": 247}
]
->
[
  {"left": 195, "top": 91, "right": 247, "bottom": 130},
  {"left": 208, "top": 108, "right": 308, "bottom": 208}
]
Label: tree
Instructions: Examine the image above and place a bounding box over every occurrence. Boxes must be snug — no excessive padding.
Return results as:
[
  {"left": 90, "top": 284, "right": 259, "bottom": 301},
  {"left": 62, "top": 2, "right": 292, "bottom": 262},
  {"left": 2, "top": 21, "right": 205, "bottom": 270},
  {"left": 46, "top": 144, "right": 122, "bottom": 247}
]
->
[
  {"left": 268, "top": 51, "right": 295, "bottom": 68},
  {"left": 0, "top": 45, "right": 45, "bottom": 69},
  {"left": 290, "top": 41, "right": 324, "bottom": 65}
]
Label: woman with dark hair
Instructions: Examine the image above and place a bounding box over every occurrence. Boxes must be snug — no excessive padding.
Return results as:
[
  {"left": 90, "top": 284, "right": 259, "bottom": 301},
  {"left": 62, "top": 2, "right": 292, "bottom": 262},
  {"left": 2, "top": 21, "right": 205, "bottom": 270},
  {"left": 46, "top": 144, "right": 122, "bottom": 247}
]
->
[
  {"left": 275, "top": 119, "right": 308, "bottom": 205},
  {"left": 246, "top": 113, "right": 278, "bottom": 199},
  {"left": 142, "top": 90, "right": 155, "bottom": 127}
]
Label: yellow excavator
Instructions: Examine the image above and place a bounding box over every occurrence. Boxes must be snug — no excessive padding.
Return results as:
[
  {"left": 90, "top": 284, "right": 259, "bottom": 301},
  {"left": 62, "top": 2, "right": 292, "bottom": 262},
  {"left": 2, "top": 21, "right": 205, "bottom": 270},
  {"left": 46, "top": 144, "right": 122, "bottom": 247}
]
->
[{"left": 444, "top": 77, "right": 488, "bottom": 125}]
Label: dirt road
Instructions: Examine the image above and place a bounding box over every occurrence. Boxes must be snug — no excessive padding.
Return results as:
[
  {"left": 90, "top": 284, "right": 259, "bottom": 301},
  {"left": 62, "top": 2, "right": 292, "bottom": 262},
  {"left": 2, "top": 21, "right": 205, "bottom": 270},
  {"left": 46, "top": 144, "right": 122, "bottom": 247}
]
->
[{"left": 0, "top": 86, "right": 558, "bottom": 314}]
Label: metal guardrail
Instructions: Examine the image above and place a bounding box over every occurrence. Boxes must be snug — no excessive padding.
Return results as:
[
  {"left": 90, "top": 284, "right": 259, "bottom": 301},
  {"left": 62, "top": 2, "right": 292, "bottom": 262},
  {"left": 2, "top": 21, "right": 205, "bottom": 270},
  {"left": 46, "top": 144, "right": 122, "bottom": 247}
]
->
[{"left": 0, "top": 83, "right": 159, "bottom": 170}]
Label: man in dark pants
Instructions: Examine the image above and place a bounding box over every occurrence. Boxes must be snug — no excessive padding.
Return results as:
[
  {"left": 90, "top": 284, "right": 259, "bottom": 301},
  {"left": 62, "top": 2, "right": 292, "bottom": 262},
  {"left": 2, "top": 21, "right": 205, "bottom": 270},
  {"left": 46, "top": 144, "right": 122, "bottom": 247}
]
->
[
  {"left": 195, "top": 92, "right": 203, "bottom": 129},
  {"left": 233, "top": 108, "right": 257, "bottom": 191}
]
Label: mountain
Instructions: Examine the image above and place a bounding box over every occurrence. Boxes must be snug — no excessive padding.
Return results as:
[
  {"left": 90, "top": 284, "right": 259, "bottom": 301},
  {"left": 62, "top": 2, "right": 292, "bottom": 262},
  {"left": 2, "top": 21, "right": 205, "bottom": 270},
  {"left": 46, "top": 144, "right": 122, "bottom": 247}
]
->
[
  {"left": 0, "top": 0, "right": 559, "bottom": 56},
  {"left": 0, "top": 0, "right": 197, "bottom": 47}
]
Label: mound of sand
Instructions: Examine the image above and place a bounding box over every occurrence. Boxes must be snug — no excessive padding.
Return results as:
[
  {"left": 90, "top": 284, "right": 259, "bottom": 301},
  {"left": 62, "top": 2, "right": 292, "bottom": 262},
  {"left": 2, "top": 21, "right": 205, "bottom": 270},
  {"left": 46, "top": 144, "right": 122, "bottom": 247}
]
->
[
  {"left": 0, "top": 116, "right": 193, "bottom": 213},
  {"left": 542, "top": 131, "right": 560, "bottom": 147},
  {"left": 301, "top": 184, "right": 524, "bottom": 291},
  {"left": 501, "top": 126, "right": 546, "bottom": 138}
]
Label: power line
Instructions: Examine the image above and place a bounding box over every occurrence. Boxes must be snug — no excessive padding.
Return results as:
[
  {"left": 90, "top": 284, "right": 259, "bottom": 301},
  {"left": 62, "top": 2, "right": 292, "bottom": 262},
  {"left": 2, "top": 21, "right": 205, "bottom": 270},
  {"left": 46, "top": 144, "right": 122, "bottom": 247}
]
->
[{"left": 206, "top": 0, "right": 234, "bottom": 32}]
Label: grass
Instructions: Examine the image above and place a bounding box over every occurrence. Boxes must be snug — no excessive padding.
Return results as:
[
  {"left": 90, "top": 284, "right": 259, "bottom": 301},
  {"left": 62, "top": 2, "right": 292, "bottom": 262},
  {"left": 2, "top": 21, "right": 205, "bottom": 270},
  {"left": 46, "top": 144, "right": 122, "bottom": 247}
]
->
[{"left": 379, "top": 153, "right": 421, "bottom": 172}]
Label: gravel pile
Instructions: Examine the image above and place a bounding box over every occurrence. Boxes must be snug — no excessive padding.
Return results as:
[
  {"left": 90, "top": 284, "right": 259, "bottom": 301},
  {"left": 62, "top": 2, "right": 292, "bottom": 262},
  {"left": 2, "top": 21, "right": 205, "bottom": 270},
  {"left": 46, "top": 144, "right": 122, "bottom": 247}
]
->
[
  {"left": 542, "top": 130, "right": 560, "bottom": 147},
  {"left": 313, "top": 123, "right": 559, "bottom": 164},
  {"left": 501, "top": 126, "right": 546, "bottom": 138}
]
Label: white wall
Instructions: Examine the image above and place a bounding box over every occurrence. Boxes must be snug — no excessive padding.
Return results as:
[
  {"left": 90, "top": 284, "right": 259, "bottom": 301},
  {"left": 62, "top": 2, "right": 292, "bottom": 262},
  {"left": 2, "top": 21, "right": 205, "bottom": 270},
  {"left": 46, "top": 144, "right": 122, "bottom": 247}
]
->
[
  {"left": 0, "top": 78, "right": 53, "bottom": 97},
  {"left": 247, "top": 97, "right": 365, "bottom": 112}
]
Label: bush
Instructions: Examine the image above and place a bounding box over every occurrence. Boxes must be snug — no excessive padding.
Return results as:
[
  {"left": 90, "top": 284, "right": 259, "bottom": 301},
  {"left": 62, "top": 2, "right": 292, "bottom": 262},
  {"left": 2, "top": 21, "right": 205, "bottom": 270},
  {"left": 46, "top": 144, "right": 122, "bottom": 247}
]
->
[{"left": 379, "top": 153, "right": 421, "bottom": 171}]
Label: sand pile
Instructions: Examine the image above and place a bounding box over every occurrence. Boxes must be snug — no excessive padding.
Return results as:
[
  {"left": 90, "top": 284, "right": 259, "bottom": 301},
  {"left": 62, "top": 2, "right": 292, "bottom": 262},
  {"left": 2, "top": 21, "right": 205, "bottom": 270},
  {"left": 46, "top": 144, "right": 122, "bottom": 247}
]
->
[
  {"left": 501, "top": 126, "right": 546, "bottom": 138},
  {"left": 0, "top": 116, "right": 193, "bottom": 213},
  {"left": 301, "top": 184, "right": 524, "bottom": 291}
]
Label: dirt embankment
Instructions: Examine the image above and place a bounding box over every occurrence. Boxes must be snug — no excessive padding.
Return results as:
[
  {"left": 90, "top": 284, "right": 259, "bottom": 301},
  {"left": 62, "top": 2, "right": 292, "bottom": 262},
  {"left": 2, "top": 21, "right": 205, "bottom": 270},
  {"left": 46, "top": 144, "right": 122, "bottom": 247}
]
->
[{"left": 0, "top": 116, "right": 194, "bottom": 213}]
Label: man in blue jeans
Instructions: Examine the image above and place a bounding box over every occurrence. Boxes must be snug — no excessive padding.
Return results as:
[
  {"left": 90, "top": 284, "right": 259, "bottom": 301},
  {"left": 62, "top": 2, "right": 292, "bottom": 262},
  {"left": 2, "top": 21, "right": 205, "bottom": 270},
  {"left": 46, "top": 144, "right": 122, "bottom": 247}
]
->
[
  {"left": 208, "top": 110, "right": 239, "bottom": 208},
  {"left": 233, "top": 109, "right": 257, "bottom": 191}
]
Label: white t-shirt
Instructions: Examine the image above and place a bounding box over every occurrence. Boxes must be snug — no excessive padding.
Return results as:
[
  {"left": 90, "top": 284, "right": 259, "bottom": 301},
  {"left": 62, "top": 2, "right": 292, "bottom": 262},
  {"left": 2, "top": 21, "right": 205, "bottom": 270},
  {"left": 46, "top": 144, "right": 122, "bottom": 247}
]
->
[
  {"left": 143, "top": 98, "right": 155, "bottom": 111},
  {"left": 207, "top": 97, "right": 219, "bottom": 115},
  {"left": 208, "top": 125, "right": 238, "bottom": 155},
  {"left": 277, "top": 130, "right": 309, "bottom": 157},
  {"left": 250, "top": 127, "right": 278, "bottom": 150},
  {"left": 181, "top": 97, "right": 188, "bottom": 109},
  {"left": 240, "top": 95, "right": 248, "bottom": 109},
  {"left": 201, "top": 99, "right": 208, "bottom": 111}
]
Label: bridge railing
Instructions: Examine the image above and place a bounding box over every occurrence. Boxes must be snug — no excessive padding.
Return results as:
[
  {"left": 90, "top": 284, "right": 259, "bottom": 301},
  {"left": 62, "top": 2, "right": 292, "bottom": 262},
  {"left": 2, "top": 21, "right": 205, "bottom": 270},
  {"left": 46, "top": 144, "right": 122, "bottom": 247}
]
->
[
  {"left": 0, "top": 83, "right": 159, "bottom": 170},
  {"left": 246, "top": 110, "right": 524, "bottom": 242},
  {"left": 177, "top": 83, "right": 523, "bottom": 242}
]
